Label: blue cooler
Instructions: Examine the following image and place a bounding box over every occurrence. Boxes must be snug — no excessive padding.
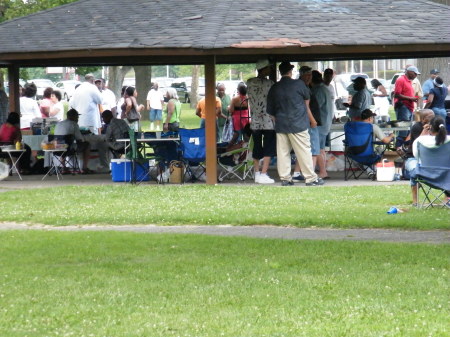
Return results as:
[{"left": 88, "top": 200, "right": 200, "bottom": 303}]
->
[{"left": 110, "top": 159, "right": 150, "bottom": 182}]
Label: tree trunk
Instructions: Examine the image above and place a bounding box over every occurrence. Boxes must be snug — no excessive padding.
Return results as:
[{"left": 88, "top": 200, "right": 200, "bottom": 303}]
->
[
  {"left": 134, "top": 66, "right": 152, "bottom": 106},
  {"left": 108, "top": 65, "right": 132, "bottom": 99},
  {"left": 190, "top": 65, "right": 200, "bottom": 109},
  {"left": 416, "top": 57, "right": 450, "bottom": 88}
]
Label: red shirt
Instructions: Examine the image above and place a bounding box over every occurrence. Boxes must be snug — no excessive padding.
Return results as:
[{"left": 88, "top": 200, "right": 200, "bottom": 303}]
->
[
  {"left": 394, "top": 75, "right": 415, "bottom": 112},
  {"left": 0, "top": 123, "right": 20, "bottom": 143}
]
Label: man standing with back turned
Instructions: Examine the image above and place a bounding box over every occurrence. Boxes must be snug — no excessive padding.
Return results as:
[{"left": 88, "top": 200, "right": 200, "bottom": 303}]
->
[{"left": 267, "top": 61, "right": 324, "bottom": 187}]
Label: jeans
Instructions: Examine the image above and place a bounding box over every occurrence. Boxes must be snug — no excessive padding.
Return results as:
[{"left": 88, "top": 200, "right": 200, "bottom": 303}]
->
[
  {"left": 395, "top": 103, "right": 413, "bottom": 121},
  {"left": 431, "top": 107, "right": 447, "bottom": 119},
  {"left": 395, "top": 103, "right": 413, "bottom": 138},
  {"left": 405, "top": 157, "right": 418, "bottom": 186}
]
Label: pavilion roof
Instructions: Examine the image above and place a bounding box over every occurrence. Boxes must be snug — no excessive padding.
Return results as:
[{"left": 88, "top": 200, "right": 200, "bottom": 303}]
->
[{"left": 0, "top": 0, "right": 449, "bottom": 65}]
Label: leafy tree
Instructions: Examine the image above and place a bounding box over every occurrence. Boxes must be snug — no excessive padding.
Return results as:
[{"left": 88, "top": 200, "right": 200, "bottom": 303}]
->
[{"left": 0, "top": 0, "right": 77, "bottom": 23}]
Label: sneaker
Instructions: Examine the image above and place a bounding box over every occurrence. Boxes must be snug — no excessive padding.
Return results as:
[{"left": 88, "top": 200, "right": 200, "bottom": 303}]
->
[
  {"left": 254, "top": 171, "right": 261, "bottom": 183},
  {"left": 258, "top": 173, "right": 275, "bottom": 184},
  {"left": 281, "top": 180, "right": 294, "bottom": 186},
  {"left": 292, "top": 174, "right": 305, "bottom": 182},
  {"left": 150, "top": 123, "right": 154, "bottom": 130},
  {"left": 305, "top": 178, "right": 325, "bottom": 186}
]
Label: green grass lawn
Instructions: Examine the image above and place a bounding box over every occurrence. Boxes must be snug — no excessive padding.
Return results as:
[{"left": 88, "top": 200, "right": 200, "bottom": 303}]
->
[
  {"left": 140, "top": 103, "right": 200, "bottom": 130},
  {"left": 0, "top": 231, "right": 448, "bottom": 337},
  {"left": 0, "top": 185, "right": 448, "bottom": 229}
]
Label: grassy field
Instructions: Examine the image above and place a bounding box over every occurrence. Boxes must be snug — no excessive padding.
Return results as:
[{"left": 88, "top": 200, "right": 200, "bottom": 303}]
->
[
  {"left": 140, "top": 103, "right": 200, "bottom": 130},
  {"left": 0, "top": 231, "right": 448, "bottom": 337},
  {"left": 0, "top": 185, "right": 448, "bottom": 229}
]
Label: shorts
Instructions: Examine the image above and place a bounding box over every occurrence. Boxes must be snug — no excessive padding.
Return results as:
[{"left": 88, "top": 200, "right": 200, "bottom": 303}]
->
[
  {"left": 405, "top": 157, "right": 418, "bottom": 186},
  {"left": 252, "top": 129, "right": 276, "bottom": 159},
  {"left": 317, "top": 126, "right": 328, "bottom": 150},
  {"left": 308, "top": 127, "right": 320, "bottom": 156},
  {"left": 149, "top": 109, "right": 162, "bottom": 121}
]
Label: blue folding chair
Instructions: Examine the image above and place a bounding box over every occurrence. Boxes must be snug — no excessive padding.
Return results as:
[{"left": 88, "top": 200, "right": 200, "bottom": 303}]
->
[
  {"left": 179, "top": 128, "right": 206, "bottom": 182},
  {"left": 412, "top": 141, "right": 450, "bottom": 209},
  {"left": 343, "top": 122, "right": 385, "bottom": 180}
]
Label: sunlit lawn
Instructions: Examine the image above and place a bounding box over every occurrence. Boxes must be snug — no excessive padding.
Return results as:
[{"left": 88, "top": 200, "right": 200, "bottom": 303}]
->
[
  {"left": 0, "top": 185, "right": 448, "bottom": 229},
  {"left": 0, "top": 231, "right": 448, "bottom": 337}
]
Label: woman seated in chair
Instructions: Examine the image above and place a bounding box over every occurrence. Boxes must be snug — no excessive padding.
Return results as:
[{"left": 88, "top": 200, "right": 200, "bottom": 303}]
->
[
  {"left": 405, "top": 116, "right": 450, "bottom": 206},
  {"left": 0, "top": 112, "right": 32, "bottom": 174}
]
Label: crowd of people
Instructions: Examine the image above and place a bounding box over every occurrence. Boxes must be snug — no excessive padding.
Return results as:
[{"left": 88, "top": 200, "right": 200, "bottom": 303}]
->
[{"left": 0, "top": 61, "right": 448, "bottom": 199}]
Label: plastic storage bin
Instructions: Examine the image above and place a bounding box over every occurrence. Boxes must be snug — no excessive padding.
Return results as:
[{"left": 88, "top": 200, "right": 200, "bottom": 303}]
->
[{"left": 110, "top": 159, "right": 150, "bottom": 182}]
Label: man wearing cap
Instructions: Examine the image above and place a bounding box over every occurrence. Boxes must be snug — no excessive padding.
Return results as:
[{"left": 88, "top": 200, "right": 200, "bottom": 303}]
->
[
  {"left": 360, "top": 109, "right": 395, "bottom": 144},
  {"left": 246, "top": 59, "right": 276, "bottom": 184},
  {"left": 266, "top": 61, "right": 323, "bottom": 186},
  {"left": 344, "top": 77, "right": 371, "bottom": 120},
  {"left": 394, "top": 66, "right": 420, "bottom": 122},
  {"left": 54, "top": 108, "right": 93, "bottom": 174},
  {"left": 422, "top": 69, "right": 440, "bottom": 103},
  {"left": 69, "top": 73, "right": 103, "bottom": 135}
]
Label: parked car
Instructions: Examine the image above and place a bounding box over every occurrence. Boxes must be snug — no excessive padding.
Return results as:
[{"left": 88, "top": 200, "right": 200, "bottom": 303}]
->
[
  {"left": 55, "top": 80, "right": 81, "bottom": 100},
  {"left": 28, "top": 78, "right": 57, "bottom": 99},
  {"left": 388, "top": 72, "right": 404, "bottom": 103},
  {"left": 3, "top": 79, "right": 26, "bottom": 95},
  {"left": 170, "top": 77, "right": 204, "bottom": 103}
]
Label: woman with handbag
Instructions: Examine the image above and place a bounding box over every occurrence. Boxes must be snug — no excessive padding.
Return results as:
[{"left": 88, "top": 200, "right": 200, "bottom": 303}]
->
[{"left": 121, "top": 86, "right": 144, "bottom": 132}]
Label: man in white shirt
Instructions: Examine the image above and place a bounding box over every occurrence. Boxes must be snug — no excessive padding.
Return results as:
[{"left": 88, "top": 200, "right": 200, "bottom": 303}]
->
[
  {"left": 96, "top": 78, "right": 117, "bottom": 116},
  {"left": 146, "top": 82, "right": 164, "bottom": 130},
  {"left": 69, "top": 73, "right": 103, "bottom": 135}
]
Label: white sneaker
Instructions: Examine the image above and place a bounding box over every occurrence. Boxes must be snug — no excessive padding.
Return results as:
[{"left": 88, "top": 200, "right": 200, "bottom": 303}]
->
[
  {"left": 150, "top": 123, "right": 154, "bottom": 130},
  {"left": 258, "top": 173, "right": 275, "bottom": 184},
  {"left": 254, "top": 171, "right": 261, "bottom": 183},
  {"left": 156, "top": 125, "right": 161, "bottom": 131}
]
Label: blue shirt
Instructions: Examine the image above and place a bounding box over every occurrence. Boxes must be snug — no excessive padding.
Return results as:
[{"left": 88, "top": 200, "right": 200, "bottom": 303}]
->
[
  {"left": 429, "top": 86, "right": 448, "bottom": 109},
  {"left": 422, "top": 79, "right": 434, "bottom": 99},
  {"left": 267, "top": 76, "right": 310, "bottom": 133},
  {"left": 348, "top": 88, "right": 372, "bottom": 119},
  {"left": 311, "top": 83, "right": 332, "bottom": 134}
]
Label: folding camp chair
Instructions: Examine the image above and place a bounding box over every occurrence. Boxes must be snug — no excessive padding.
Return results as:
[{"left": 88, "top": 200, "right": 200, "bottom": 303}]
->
[
  {"left": 217, "top": 137, "right": 254, "bottom": 182},
  {"left": 47, "top": 134, "right": 81, "bottom": 175},
  {"left": 343, "top": 122, "right": 386, "bottom": 180},
  {"left": 179, "top": 128, "right": 206, "bottom": 182},
  {"left": 412, "top": 141, "right": 450, "bottom": 209},
  {"left": 128, "top": 129, "right": 150, "bottom": 184}
]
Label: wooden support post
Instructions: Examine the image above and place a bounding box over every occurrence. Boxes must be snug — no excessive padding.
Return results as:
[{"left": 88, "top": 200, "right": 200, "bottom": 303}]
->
[
  {"left": 7, "top": 65, "right": 20, "bottom": 117},
  {"left": 204, "top": 56, "right": 217, "bottom": 185}
]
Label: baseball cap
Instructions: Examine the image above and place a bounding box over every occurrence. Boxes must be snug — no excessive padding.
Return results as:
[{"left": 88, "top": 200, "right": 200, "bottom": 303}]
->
[
  {"left": 278, "top": 61, "right": 294, "bottom": 74},
  {"left": 433, "top": 77, "right": 444, "bottom": 87},
  {"left": 361, "top": 109, "right": 376, "bottom": 120},
  {"left": 430, "top": 69, "right": 439, "bottom": 75},
  {"left": 255, "top": 59, "right": 271, "bottom": 70},
  {"left": 406, "top": 66, "right": 421, "bottom": 75}
]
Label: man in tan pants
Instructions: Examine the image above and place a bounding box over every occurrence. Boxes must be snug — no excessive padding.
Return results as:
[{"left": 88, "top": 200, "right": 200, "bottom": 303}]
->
[{"left": 266, "top": 61, "right": 324, "bottom": 187}]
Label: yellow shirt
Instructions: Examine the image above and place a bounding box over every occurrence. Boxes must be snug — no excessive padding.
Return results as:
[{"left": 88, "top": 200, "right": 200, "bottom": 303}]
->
[{"left": 197, "top": 97, "right": 222, "bottom": 119}]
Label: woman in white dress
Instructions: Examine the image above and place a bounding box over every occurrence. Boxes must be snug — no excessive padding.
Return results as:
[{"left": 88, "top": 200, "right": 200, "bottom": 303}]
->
[{"left": 371, "top": 79, "right": 390, "bottom": 119}]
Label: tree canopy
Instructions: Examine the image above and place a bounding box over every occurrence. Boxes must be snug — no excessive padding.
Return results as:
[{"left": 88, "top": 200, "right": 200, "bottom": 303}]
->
[{"left": 0, "top": 0, "right": 77, "bottom": 23}]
